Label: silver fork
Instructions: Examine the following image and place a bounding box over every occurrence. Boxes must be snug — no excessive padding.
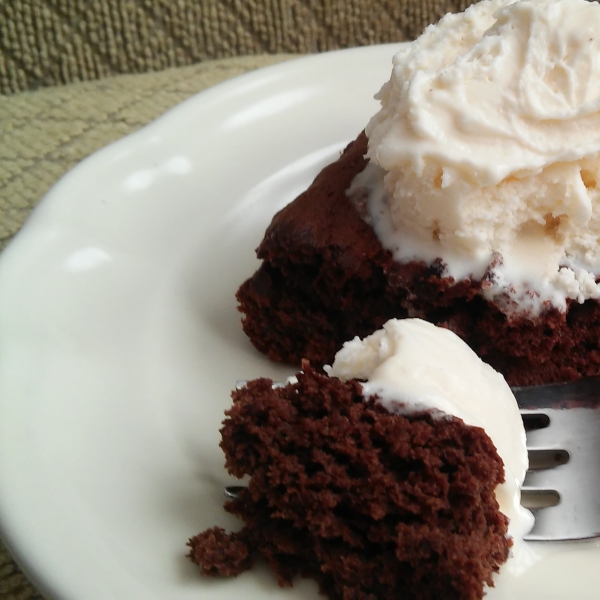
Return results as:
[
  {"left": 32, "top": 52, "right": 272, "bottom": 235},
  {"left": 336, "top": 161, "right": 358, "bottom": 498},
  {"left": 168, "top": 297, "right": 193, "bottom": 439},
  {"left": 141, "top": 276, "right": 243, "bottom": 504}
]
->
[
  {"left": 515, "top": 375, "right": 600, "bottom": 541},
  {"left": 226, "top": 377, "right": 600, "bottom": 542}
]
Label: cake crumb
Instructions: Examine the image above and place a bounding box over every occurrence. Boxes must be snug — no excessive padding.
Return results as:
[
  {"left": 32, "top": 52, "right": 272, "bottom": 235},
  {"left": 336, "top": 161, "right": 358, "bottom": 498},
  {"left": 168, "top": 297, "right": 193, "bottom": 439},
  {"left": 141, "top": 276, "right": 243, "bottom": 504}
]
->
[{"left": 188, "top": 526, "right": 252, "bottom": 577}]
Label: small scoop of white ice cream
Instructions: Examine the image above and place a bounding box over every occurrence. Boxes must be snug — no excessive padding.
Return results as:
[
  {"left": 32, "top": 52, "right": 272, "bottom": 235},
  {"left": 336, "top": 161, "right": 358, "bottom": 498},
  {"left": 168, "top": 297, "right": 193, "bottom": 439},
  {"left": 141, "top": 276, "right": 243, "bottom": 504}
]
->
[{"left": 325, "top": 318, "right": 534, "bottom": 546}]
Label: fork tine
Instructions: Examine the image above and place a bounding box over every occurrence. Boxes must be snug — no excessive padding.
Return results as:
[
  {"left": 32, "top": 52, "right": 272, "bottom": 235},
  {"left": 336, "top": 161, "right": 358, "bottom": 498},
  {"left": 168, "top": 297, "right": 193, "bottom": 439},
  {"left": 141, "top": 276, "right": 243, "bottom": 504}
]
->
[{"left": 520, "top": 407, "right": 600, "bottom": 541}]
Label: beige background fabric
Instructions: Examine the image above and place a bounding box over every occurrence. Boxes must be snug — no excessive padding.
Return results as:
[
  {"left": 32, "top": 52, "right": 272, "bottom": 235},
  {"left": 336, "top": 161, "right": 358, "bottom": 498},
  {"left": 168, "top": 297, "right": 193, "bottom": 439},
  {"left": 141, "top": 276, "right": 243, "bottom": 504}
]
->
[
  {"left": 0, "top": 1, "right": 474, "bottom": 598},
  {"left": 1, "top": 0, "right": 474, "bottom": 94}
]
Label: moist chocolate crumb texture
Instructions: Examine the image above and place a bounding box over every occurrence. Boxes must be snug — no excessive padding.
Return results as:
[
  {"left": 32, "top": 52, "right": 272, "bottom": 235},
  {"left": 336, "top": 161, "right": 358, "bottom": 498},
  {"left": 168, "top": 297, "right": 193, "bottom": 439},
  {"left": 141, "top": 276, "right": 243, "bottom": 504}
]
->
[
  {"left": 237, "top": 0, "right": 600, "bottom": 387},
  {"left": 188, "top": 364, "right": 511, "bottom": 600},
  {"left": 188, "top": 318, "right": 534, "bottom": 598}
]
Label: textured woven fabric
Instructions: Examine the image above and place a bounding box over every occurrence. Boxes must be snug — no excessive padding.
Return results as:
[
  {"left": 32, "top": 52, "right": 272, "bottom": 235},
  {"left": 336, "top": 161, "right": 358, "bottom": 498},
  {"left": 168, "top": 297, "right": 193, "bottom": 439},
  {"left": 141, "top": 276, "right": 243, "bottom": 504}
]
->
[{"left": 1, "top": 0, "right": 473, "bottom": 94}]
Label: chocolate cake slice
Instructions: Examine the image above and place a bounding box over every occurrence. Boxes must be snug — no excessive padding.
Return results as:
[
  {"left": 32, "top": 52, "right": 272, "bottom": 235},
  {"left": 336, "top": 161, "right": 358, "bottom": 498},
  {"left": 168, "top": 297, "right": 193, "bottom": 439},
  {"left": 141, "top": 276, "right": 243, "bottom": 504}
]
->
[
  {"left": 188, "top": 363, "right": 511, "bottom": 600},
  {"left": 237, "top": 133, "right": 600, "bottom": 386}
]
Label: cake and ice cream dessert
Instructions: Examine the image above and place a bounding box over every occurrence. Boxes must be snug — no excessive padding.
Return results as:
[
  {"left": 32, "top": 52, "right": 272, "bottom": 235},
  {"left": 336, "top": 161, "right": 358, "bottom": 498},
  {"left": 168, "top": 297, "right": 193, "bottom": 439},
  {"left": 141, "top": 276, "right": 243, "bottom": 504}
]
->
[
  {"left": 237, "top": 0, "right": 600, "bottom": 386},
  {"left": 187, "top": 0, "right": 600, "bottom": 595},
  {"left": 189, "top": 319, "right": 533, "bottom": 599}
]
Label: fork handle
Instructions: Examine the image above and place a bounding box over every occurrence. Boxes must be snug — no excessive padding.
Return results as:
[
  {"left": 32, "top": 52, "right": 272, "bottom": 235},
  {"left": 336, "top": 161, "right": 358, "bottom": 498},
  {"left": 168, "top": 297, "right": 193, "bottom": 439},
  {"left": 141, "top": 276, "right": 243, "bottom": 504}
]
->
[{"left": 512, "top": 375, "right": 600, "bottom": 409}]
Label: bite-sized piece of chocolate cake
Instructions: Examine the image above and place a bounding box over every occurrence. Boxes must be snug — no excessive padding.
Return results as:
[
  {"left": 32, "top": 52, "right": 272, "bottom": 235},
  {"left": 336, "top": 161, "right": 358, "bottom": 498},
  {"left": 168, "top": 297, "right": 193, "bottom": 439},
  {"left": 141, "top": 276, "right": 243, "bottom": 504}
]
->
[
  {"left": 236, "top": 133, "right": 600, "bottom": 386},
  {"left": 188, "top": 363, "right": 511, "bottom": 600}
]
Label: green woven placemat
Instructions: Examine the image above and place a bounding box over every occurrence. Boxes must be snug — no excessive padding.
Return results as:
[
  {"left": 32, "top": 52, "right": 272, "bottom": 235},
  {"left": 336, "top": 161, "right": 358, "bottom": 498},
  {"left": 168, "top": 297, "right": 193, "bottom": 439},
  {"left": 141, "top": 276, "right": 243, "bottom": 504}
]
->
[{"left": 0, "top": 52, "right": 295, "bottom": 599}]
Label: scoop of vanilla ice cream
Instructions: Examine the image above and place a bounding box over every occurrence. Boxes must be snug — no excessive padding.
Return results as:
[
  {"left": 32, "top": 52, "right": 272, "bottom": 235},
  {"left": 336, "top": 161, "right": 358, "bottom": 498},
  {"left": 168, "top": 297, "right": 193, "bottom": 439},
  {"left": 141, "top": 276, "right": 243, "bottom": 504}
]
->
[
  {"left": 361, "top": 0, "right": 600, "bottom": 313},
  {"left": 325, "top": 318, "right": 534, "bottom": 545}
]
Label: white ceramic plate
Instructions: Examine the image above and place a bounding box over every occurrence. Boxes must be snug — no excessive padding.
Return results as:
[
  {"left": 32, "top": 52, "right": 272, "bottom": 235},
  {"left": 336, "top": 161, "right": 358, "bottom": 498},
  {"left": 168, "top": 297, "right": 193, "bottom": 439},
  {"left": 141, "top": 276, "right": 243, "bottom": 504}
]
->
[{"left": 1, "top": 45, "right": 599, "bottom": 600}]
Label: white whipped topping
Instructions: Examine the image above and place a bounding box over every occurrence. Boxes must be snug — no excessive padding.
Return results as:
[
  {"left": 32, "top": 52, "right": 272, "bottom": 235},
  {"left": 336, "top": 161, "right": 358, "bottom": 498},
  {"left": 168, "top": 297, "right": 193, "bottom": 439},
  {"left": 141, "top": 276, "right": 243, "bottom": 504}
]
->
[
  {"left": 361, "top": 0, "right": 600, "bottom": 314},
  {"left": 325, "top": 318, "right": 534, "bottom": 548}
]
